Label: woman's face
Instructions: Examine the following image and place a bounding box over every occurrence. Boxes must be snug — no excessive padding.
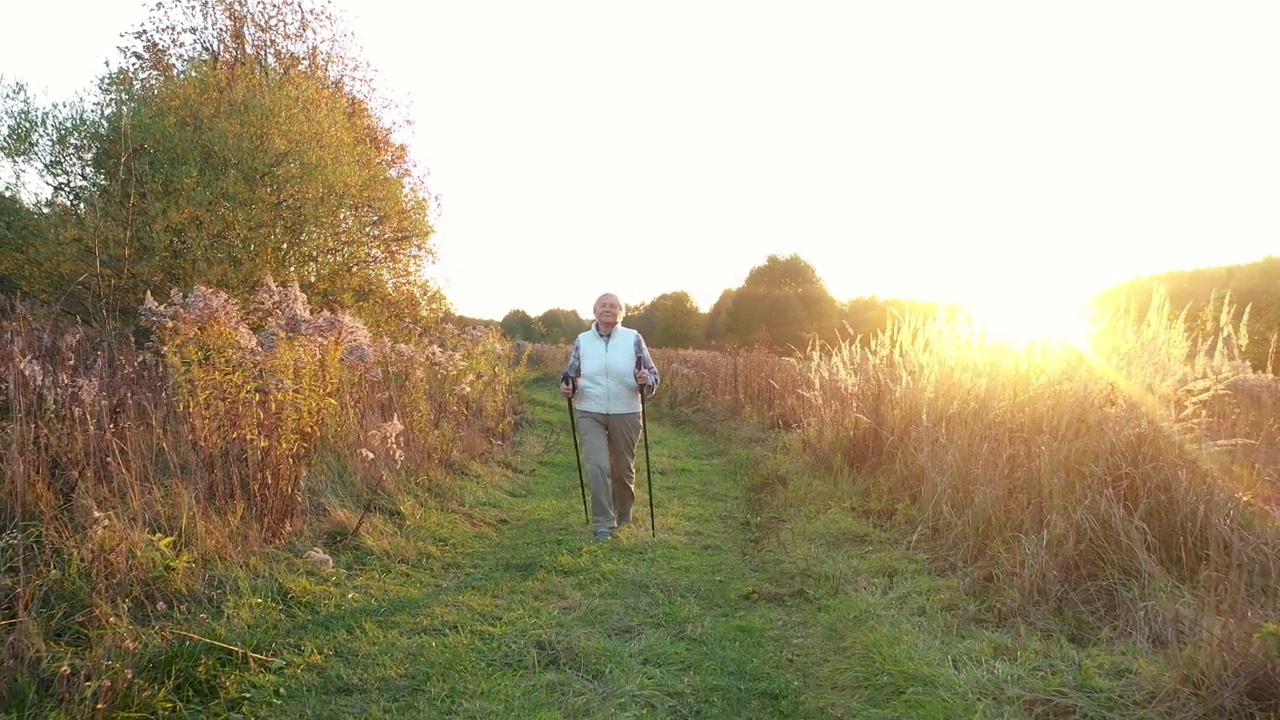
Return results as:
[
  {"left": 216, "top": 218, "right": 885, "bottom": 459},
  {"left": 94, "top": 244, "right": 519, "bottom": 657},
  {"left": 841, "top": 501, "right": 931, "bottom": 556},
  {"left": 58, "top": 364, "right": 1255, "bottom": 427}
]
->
[{"left": 594, "top": 295, "right": 622, "bottom": 327}]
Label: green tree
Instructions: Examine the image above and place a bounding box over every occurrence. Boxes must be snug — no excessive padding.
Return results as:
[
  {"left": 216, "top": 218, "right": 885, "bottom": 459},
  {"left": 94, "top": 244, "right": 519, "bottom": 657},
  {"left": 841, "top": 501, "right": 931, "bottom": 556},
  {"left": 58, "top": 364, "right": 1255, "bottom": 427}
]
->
[
  {"left": 625, "top": 299, "right": 654, "bottom": 338},
  {"left": 0, "top": 82, "right": 103, "bottom": 313},
  {"left": 0, "top": 0, "right": 443, "bottom": 332},
  {"left": 536, "top": 308, "right": 586, "bottom": 343},
  {"left": 722, "top": 254, "right": 840, "bottom": 351},
  {"left": 448, "top": 313, "right": 500, "bottom": 330},
  {"left": 645, "top": 291, "right": 704, "bottom": 348},
  {"left": 500, "top": 309, "right": 542, "bottom": 342},
  {"left": 840, "top": 296, "right": 887, "bottom": 340},
  {"left": 0, "top": 193, "right": 53, "bottom": 297},
  {"left": 705, "top": 288, "right": 735, "bottom": 346}
]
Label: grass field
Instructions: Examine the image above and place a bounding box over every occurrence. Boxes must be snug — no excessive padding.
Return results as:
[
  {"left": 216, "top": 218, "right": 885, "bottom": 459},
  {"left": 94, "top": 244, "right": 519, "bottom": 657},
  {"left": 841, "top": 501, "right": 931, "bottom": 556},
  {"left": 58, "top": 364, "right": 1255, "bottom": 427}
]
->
[
  {"left": 7, "top": 289, "right": 1278, "bottom": 717},
  {"left": 186, "top": 374, "right": 1194, "bottom": 719}
]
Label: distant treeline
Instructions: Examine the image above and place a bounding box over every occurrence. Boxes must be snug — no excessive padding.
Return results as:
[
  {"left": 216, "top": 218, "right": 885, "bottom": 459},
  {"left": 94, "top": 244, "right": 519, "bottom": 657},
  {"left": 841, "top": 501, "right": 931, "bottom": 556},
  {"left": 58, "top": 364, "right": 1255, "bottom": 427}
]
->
[
  {"left": 1096, "top": 255, "right": 1280, "bottom": 372},
  {"left": 469, "top": 253, "right": 950, "bottom": 351},
  {"left": 480, "top": 253, "right": 1280, "bottom": 369}
]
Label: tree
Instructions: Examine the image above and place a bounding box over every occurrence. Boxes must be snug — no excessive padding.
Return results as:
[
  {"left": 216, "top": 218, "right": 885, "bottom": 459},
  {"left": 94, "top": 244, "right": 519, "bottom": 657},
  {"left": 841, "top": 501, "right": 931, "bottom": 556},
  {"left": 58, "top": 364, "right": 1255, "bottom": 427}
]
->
[
  {"left": 838, "top": 296, "right": 952, "bottom": 346},
  {"left": 0, "top": 82, "right": 105, "bottom": 314},
  {"left": 0, "top": 0, "right": 443, "bottom": 332},
  {"left": 500, "top": 309, "right": 541, "bottom": 342},
  {"left": 536, "top": 308, "right": 587, "bottom": 343},
  {"left": 645, "top": 291, "right": 704, "bottom": 348},
  {"left": 743, "top": 252, "right": 827, "bottom": 291},
  {"left": 1096, "top": 255, "right": 1280, "bottom": 371},
  {"left": 840, "top": 296, "right": 886, "bottom": 339},
  {"left": 0, "top": 193, "right": 53, "bottom": 298},
  {"left": 705, "top": 288, "right": 735, "bottom": 346},
  {"left": 722, "top": 254, "right": 840, "bottom": 351},
  {"left": 625, "top": 300, "right": 654, "bottom": 338},
  {"left": 448, "top": 313, "right": 499, "bottom": 330}
]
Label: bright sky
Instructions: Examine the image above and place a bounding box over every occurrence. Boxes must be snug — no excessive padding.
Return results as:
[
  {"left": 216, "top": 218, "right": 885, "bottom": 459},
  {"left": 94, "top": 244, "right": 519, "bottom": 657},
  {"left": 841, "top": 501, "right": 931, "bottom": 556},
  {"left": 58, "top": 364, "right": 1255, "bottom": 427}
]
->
[{"left": 3, "top": 1, "right": 1276, "bottom": 322}]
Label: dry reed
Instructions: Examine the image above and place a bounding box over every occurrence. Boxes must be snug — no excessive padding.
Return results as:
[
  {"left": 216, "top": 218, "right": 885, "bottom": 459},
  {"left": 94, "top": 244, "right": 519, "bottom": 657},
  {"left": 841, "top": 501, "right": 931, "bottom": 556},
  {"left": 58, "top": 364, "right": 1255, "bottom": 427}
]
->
[
  {"left": 656, "top": 288, "right": 1280, "bottom": 714},
  {"left": 0, "top": 280, "right": 520, "bottom": 713}
]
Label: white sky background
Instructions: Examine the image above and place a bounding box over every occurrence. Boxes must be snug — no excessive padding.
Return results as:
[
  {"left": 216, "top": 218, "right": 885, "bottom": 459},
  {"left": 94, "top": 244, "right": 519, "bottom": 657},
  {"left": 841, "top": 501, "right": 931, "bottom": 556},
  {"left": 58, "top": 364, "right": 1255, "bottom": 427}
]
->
[{"left": 2, "top": 1, "right": 1276, "bottom": 321}]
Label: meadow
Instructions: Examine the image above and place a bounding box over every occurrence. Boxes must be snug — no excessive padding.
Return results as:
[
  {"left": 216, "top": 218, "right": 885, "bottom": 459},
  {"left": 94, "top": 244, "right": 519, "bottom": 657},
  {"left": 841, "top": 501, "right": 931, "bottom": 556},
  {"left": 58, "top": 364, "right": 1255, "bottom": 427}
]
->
[
  {"left": 3, "top": 285, "right": 1279, "bottom": 717},
  {"left": 651, "top": 289, "right": 1280, "bottom": 714}
]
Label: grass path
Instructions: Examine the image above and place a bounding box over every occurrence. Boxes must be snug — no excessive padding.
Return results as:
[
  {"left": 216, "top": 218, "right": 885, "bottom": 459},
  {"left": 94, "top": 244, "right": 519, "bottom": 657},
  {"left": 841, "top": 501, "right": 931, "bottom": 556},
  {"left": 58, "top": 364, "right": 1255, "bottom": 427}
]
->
[{"left": 224, "top": 376, "right": 1171, "bottom": 718}]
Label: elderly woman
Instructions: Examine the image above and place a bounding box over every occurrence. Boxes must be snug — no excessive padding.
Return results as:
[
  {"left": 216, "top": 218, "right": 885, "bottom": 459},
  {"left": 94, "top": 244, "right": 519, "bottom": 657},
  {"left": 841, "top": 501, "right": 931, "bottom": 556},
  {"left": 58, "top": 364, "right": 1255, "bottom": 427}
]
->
[{"left": 561, "top": 293, "right": 660, "bottom": 541}]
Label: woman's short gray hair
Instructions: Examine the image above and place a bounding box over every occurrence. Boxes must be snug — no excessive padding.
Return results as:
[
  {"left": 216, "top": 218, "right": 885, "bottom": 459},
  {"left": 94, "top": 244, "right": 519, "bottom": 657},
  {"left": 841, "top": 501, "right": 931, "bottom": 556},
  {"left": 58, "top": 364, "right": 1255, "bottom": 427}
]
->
[{"left": 594, "top": 293, "right": 625, "bottom": 317}]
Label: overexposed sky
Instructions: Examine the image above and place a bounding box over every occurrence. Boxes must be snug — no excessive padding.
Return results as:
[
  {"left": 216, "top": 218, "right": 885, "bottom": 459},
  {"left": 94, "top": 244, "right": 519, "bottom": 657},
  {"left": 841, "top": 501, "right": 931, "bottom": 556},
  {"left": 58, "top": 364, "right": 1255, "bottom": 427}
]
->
[{"left": 3, "top": 1, "right": 1277, "bottom": 321}]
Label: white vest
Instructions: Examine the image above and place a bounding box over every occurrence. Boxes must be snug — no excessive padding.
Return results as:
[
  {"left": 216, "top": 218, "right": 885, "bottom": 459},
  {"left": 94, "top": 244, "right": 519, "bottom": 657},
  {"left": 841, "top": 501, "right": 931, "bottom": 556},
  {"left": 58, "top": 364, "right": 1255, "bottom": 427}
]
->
[{"left": 575, "top": 325, "right": 642, "bottom": 414}]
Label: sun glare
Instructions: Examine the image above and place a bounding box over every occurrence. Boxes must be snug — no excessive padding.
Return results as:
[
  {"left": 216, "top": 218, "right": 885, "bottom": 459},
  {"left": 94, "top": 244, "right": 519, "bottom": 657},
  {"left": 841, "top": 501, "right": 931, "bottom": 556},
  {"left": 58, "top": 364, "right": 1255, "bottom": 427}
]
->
[{"left": 962, "top": 295, "right": 1096, "bottom": 350}]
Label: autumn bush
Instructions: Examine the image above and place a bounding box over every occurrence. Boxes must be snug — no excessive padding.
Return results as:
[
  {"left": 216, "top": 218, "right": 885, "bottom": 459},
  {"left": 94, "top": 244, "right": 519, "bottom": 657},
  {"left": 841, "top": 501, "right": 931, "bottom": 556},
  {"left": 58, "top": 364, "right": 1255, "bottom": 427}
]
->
[
  {"left": 0, "top": 280, "right": 519, "bottom": 714},
  {"left": 656, "top": 289, "right": 1280, "bottom": 715}
]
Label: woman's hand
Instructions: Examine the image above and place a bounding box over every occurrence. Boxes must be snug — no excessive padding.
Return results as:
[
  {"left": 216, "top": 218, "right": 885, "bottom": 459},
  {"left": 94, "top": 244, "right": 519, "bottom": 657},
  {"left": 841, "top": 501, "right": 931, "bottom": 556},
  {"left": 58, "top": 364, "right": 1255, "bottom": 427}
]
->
[{"left": 635, "top": 368, "right": 651, "bottom": 386}]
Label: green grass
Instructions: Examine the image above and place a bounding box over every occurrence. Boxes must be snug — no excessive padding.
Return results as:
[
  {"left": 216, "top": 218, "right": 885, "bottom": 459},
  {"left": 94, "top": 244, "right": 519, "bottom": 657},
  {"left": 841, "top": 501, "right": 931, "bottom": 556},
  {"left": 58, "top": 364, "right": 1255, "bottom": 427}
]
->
[{"left": 186, "top": 373, "right": 1185, "bottom": 719}]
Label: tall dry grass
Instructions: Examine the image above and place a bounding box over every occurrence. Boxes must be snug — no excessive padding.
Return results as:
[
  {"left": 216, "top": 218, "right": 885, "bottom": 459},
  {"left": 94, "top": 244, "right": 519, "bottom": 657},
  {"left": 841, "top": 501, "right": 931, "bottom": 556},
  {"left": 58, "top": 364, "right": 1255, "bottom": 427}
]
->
[
  {"left": 0, "top": 279, "right": 520, "bottom": 714},
  {"left": 519, "top": 342, "right": 573, "bottom": 376},
  {"left": 656, "top": 288, "right": 1280, "bottom": 714},
  {"left": 652, "top": 347, "right": 809, "bottom": 428}
]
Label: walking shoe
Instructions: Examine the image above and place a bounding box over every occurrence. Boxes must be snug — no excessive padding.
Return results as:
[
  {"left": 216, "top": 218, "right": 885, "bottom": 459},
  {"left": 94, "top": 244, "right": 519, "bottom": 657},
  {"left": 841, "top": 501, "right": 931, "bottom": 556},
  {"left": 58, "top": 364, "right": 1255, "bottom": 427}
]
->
[{"left": 593, "top": 529, "right": 611, "bottom": 542}]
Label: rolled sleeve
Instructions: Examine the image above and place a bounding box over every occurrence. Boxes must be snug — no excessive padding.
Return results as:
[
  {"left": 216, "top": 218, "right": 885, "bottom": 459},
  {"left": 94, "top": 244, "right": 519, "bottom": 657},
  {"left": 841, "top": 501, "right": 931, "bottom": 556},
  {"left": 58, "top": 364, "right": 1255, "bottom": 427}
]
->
[
  {"left": 634, "top": 334, "right": 659, "bottom": 398},
  {"left": 562, "top": 338, "right": 582, "bottom": 388}
]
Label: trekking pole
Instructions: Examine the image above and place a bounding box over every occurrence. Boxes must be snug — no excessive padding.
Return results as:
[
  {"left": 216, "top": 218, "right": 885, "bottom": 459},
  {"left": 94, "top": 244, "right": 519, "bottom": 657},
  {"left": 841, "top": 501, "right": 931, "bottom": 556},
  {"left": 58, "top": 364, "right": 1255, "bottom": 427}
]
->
[
  {"left": 636, "top": 359, "right": 655, "bottom": 538},
  {"left": 562, "top": 374, "right": 589, "bottom": 524}
]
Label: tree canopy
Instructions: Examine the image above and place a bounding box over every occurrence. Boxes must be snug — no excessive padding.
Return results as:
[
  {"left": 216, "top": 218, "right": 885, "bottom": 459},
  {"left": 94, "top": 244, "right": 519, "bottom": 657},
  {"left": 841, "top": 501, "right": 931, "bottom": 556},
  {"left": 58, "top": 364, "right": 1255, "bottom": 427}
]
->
[
  {"left": 720, "top": 254, "right": 840, "bottom": 351},
  {"left": 500, "top": 309, "right": 541, "bottom": 342},
  {"left": 491, "top": 256, "right": 922, "bottom": 352},
  {"left": 0, "top": 0, "right": 441, "bottom": 332},
  {"left": 536, "top": 308, "right": 587, "bottom": 343},
  {"left": 644, "top": 291, "right": 704, "bottom": 348}
]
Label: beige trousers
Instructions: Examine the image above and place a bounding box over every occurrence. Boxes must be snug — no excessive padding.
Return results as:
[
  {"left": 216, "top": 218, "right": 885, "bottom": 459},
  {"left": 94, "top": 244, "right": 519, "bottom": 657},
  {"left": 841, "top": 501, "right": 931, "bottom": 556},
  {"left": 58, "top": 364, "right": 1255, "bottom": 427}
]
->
[{"left": 575, "top": 410, "right": 643, "bottom": 532}]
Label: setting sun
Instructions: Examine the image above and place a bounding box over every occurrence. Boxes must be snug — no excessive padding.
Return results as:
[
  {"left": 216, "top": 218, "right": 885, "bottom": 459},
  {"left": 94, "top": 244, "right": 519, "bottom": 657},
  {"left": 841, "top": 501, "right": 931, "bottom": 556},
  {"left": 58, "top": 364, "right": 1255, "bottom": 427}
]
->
[{"left": 960, "top": 293, "right": 1097, "bottom": 350}]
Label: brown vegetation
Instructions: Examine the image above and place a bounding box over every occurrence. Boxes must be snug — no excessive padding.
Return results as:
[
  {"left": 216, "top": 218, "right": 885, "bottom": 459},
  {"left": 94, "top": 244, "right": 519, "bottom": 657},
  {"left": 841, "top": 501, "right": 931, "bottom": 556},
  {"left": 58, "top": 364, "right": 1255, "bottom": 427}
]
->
[
  {"left": 0, "top": 280, "right": 519, "bottom": 713},
  {"left": 653, "top": 288, "right": 1280, "bottom": 715}
]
